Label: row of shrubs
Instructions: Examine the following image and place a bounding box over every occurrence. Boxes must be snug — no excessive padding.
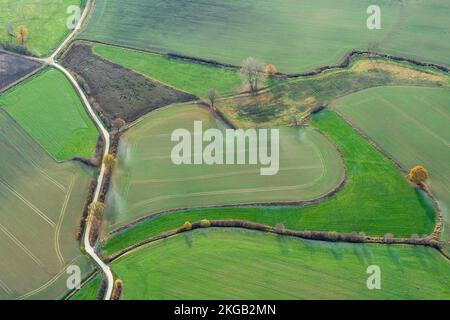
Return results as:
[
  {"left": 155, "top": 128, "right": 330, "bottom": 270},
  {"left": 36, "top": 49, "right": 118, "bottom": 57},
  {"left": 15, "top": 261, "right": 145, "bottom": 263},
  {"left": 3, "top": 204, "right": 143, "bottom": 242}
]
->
[
  {"left": 107, "top": 219, "right": 443, "bottom": 263},
  {"left": 181, "top": 220, "right": 443, "bottom": 249}
]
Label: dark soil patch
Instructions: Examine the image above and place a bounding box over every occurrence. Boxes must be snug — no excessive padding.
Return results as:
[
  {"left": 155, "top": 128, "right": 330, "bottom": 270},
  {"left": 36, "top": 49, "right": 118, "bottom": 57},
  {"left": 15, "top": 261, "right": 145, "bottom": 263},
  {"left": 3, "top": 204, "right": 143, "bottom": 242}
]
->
[
  {"left": 61, "top": 42, "right": 197, "bottom": 125},
  {"left": 0, "top": 52, "right": 41, "bottom": 91},
  {"left": 237, "top": 103, "right": 288, "bottom": 123}
]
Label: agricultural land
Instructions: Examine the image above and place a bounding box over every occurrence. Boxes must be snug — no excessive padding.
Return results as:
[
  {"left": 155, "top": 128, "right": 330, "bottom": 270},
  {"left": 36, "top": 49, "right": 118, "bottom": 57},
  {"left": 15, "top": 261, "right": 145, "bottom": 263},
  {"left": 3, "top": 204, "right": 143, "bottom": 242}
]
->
[{"left": 1, "top": 0, "right": 449, "bottom": 302}]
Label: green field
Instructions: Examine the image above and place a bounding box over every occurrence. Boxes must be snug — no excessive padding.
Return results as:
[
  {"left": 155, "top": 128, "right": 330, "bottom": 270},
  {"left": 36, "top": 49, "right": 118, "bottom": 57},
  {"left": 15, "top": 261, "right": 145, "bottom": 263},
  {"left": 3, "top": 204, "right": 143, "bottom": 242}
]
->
[
  {"left": 332, "top": 86, "right": 450, "bottom": 252},
  {"left": 81, "top": 0, "right": 450, "bottom": 73},
  {"left": 93, "top": 44, "right": 241, "bottom": 97},
  {"left": 0, "top": 68, "right": 98, "bottom": 161},
  {"left": 106, "top": 228, "right": 450, "bottom": 299},
  {"left": 70, "top": 274, "right": 101, "bottom": 300},
  {"left": 104, "top": 104, "right": 345, "bottom": 231},
  {"left": 0, "top": 109, "right": 94, "bottom": 299},
  {"left": 102, "top": 110, "right": 435, "bottom": 255},
  {"left": 0, "top": 0, "right": 82, "bottom": 56}
]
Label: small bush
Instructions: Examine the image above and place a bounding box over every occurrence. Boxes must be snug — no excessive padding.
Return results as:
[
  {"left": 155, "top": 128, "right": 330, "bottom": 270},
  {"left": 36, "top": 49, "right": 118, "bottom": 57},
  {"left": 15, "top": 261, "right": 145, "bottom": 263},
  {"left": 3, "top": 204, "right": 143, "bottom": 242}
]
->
[
  {"left": 327, "top": 231, "right": 340, "bottom": 241},
  {"left": 200, "top": 219, "right": 211, "bottom": 228},
  {"left": 264, "top": 64, "right": 277, "bottom": 76},
  {"left": 183, "top": 221, "right": 193, "bottom": 230},
  {"left": 384, "top": 233, "right": 394, "bottom": 244},
  {"left": 407, "top": 166, "right": 428, "bottom": 184},
  {"left": 111, "top": 279, "right": 123, "bottom": 300},
  {"left": 274, "top": 223, "right": 285, "bottom": 233}
]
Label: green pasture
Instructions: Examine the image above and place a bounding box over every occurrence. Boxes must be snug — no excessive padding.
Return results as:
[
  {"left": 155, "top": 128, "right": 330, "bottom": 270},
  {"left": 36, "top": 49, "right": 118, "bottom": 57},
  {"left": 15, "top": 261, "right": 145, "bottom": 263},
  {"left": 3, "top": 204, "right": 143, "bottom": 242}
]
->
[
  {"left": 70, "top": 274, "right": 101, "bottom": 300},
  {"left": 0, "top": 0, "right": 82, "bottom": 56},
  {"left": 81, "top": 0, "right": 450, "bottom": 73},
  {"left": 0, "top": 68, "right": 98, "bottom": 161},
  {"left": 102, "top": 110, "right": 435, "bottom": 255},
  {"left": 93, "top": 44, "right": 241, "bottom": 97},
  {"left": 107, "top": 229, "right": 450, "bottom": 299},
  {"left": 103, "top": 104, "right": 344, "bottom": 231},
  {"left": 0, "top": 109, "right": 93, "bottom": 299},
  {"left": 332, "top": 86, "right": 450, "bottom": 253}
]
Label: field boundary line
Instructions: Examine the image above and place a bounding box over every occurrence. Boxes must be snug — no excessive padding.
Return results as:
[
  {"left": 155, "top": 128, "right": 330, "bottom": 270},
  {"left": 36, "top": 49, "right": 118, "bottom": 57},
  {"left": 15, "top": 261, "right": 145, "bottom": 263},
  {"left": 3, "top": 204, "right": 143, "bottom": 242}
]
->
[
  {"left": 1, "top": 0, "right": 115, "bottom": 300},
  {"left": 108, "top": 171, "right": 348, "bottom": 236},
  {"left": 332, "top": 108, "right": 444, "bottom": 242},
  {"left": 379, "top": 96, "right": 450, "bottom": 148},
  {"left": 0, "top": 223, "right": 44, "bottom": 267},
  {"left": 54, "top": 174, "right": 76, "bottom": 267},
  {"left": 89, "top": 41, "right": 201, "bottom": 98},
  {"left": 17, "top": 255, "right": 83, "bottom": 300},
  {"left": 0, "top": 178, "right": 56, "bottom": 227},
  {"left": 105, "top": 222, "right": 448, "bottom": 264},
  {"left": 0, "top": 278, "right": 13, "bottom": 296},
  {"left": 0, "top": 63, "right": 45, "bottom": 95},
  {"left": 72, "top": 39, "right": 450, "bottom": 79},
  {"left": 132, "top": 165, "right": 322, "bottom": 184},
  {"left": 64, "top": 269, "right": 100, "bottom": 300}
]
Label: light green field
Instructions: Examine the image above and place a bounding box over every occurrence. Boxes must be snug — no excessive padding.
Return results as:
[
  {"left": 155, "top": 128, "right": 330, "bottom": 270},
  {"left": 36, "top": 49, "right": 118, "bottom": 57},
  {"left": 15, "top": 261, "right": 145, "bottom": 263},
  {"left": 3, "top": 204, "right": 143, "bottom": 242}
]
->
[
  {"left": 0, "top": 68, "right": 98, "bottom": 161},
  {"left": 93, "top": 44, "right": 241, "bottom": 97},
  {"left": 102, "top": 110, "right": 435, "bottom": 255},
  {"left": 108, "top": 228, "right": 450, "bottom": 300},
  {"left": 81, "top": 0, "right": 450, "bottom": 73},
  {"left": 104, "top": 104, "right": 345, "bottom": 231},
  {"left": 0, "top": 0, "right": 82, "bottom": 56},
  {"left": 0, "top": 109, "right": 93, "bottom": 300},
  {"left": 332, "top": 86, "right": 450, "bottom": 253}
]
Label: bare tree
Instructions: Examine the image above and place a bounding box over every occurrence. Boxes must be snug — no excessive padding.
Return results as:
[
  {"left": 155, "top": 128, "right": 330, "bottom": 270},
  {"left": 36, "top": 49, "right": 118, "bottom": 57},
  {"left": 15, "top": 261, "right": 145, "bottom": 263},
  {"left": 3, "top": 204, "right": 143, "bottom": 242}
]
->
[
  {"left": 240, "top": 57, "right": 265, "bottom": 93},
  {"left": 112, "top": 117, "right": 126, "bottom": 133}
]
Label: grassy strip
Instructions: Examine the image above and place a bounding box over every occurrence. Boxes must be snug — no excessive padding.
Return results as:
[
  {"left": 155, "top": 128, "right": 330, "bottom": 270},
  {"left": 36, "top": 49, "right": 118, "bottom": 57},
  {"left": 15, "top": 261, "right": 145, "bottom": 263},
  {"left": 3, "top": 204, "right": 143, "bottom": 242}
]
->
[
  {"left": 69, "top": 274, "right": 101, "bottom": 300},
  {"left": 0, "top": 68, "right": 98, "bottom": 160},
  {"left": 101, "top": 110, "right": 435, "bottom": 256},
  {"left": 92, "top": 44, "right": 241, "bottom": 97},
  {"left": 109, "top": 228, "right": 450, "bottom": 300}
]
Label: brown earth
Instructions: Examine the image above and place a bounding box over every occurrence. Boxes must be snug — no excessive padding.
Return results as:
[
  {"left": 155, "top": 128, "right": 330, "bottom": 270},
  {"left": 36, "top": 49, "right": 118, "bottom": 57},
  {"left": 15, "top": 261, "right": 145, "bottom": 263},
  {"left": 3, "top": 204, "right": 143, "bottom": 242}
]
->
[
  {"left": 0, "top": 52, "right": 41, "bottom": 91},
  {"left": 61, "top": 42, "right": 197, "bottom": 126}
]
